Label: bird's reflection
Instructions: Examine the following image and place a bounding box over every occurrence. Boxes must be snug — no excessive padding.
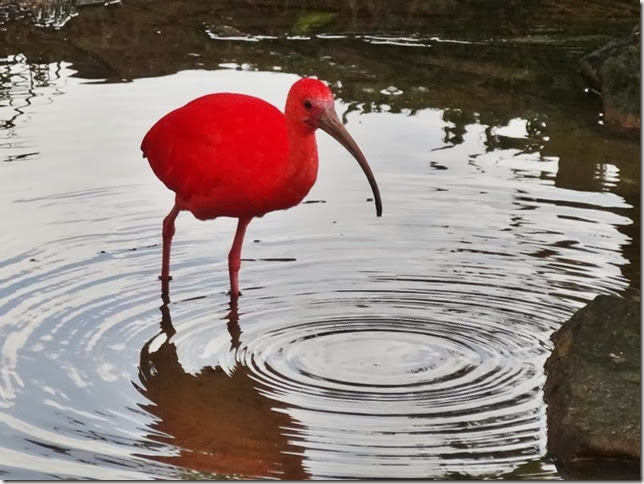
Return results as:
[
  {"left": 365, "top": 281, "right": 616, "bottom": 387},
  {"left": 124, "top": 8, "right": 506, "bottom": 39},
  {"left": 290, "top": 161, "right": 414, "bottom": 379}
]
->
[{"left": 135, "top": 291, "right": 307, "bottom": 479}]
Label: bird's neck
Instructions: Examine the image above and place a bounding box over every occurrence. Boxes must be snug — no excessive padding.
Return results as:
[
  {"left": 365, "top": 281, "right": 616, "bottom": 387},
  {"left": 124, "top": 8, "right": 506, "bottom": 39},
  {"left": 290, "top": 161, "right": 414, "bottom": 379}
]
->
[{"left": 283, "top": 119, "right": 319, "bottom": 203}]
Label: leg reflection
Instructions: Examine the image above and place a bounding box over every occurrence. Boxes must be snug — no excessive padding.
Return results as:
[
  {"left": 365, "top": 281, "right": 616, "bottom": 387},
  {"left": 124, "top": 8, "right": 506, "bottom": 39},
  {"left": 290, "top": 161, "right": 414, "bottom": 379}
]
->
[{"left": 135, "top": 295, "right": 306, "bottom": 479}]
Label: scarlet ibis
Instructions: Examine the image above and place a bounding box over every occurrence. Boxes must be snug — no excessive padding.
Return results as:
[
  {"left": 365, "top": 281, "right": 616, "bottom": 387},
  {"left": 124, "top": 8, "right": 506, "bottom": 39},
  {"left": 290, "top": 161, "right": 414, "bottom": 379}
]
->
[{"left": 141, "top": 77, "right": 382, "bottom": 298}]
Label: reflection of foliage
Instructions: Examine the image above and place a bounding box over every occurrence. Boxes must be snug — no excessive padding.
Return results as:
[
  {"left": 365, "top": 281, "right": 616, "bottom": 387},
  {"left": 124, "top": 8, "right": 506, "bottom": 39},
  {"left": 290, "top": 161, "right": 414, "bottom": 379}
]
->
[
  {"left": 525, "top": 112, "right": 548, "bottom": 137},
  {"left": 292, "top": 11, "right": 338, "bottom": 35},
  {"left": 31, "top": 0, "right": 77, "bottom": 28},
  {"left": 483, "top": 114, "right": 549, "bottom": 157},
  {"left": 0, "top": 0, "right": 637, "bottom": 126},
  {"left": 441, "top": 108, "right": 475, "bottom": 146},
  {"left": 0, "top": 0, "right": 79, "bottom": 28},
  {"left": 0, "top": 55, "right": 64, "bottom": 162},
  {"left": 1, "top": 55, "right": 56, "bottom": 129}
]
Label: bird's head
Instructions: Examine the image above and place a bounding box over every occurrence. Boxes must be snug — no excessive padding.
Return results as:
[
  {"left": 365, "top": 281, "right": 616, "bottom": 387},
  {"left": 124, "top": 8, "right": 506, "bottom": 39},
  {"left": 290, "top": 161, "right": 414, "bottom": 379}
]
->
[
  {"left": 285, "top": 77, "right": 382, "bottom": 217},
  {"left": 285, "top": 77, "right": 335, "bottom": 129}
]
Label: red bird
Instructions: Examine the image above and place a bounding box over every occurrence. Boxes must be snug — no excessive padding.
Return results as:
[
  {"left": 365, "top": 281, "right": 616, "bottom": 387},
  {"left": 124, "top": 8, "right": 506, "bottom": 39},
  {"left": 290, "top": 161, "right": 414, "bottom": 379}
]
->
[{"left": 141, "top": 78, "right": 382, "bottom": 298}]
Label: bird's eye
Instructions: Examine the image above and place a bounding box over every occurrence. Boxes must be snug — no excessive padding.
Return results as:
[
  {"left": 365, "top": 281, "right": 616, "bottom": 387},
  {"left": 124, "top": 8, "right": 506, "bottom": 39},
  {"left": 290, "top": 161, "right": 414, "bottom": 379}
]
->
[{"left": 303, "top": 100, "right": 313, "bottom": 110}]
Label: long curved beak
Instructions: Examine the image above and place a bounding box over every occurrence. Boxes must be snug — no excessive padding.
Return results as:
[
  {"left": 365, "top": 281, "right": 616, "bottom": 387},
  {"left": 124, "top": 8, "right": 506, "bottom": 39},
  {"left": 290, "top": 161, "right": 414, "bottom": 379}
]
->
[{"left": 318, "top": 108, "right": 383, "bottom": 217}]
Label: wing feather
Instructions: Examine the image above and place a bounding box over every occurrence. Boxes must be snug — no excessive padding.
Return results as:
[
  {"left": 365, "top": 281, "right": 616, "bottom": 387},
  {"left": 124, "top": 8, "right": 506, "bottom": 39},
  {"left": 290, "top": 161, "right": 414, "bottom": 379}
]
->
[{"left": 141, "top": 93, "right": 289, "bottom": 212}]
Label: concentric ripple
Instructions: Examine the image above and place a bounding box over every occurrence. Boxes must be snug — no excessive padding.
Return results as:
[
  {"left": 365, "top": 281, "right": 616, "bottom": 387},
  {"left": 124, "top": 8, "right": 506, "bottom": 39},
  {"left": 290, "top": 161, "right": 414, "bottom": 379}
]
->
[
  {"left": 228, "top": 285, "right": 557, "bottom": 478},
  {"left": 245, "top": 317, "right": 519, "bottom": 403}
]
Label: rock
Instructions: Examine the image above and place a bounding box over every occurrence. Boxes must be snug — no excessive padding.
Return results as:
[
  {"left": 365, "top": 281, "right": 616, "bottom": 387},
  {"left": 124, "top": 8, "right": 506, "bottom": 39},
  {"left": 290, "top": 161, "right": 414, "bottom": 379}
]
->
[
  {"left": 544, "top": 294, "right": 641, "bottom": 480},
  {"left": 581, "top": 27, "right": 640, "bottom": 130}
]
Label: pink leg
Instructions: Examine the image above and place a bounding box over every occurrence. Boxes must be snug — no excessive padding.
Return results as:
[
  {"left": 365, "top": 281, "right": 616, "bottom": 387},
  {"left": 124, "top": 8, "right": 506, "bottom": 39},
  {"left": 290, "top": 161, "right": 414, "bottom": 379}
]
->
[
  {"left": 161, "top": 203, "right": 181, "bottom": 284},
  {"left": 228, "top": 217, "right": 252, "bottom": 299}
]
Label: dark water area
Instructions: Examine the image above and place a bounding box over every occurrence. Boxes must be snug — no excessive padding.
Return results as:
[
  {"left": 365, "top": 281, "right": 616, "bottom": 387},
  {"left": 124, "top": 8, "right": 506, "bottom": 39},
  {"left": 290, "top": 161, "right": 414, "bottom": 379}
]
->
[{"left": 0, "top": 0, "right": 640, "bottom": 479}]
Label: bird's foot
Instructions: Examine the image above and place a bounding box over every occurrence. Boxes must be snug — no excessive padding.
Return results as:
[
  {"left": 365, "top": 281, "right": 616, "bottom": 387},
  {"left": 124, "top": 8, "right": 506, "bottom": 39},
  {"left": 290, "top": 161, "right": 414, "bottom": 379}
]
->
[{"left": 158, "top": 275, "right": 173, "bottom": 281}]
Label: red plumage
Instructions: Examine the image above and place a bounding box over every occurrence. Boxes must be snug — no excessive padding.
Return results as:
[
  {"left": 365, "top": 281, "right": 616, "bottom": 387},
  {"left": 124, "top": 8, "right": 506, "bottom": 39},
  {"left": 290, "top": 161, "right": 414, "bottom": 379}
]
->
[
  {"left": 142, "top": 78, "right": 381, "bottom": 298},
  {"left": 142, "top": 93, "right": 312, "bottom": 220}
]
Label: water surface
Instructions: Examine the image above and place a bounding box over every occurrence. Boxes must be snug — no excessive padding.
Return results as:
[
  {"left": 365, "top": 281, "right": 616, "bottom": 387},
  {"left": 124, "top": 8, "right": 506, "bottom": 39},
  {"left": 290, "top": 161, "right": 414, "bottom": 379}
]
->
[{"left": 0, "top": 2, "right": 639, "bottom": 479}]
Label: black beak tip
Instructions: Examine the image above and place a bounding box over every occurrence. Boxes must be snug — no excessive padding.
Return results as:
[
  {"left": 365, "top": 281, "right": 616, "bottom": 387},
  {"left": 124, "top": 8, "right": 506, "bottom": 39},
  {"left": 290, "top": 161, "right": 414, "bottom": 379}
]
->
[{"left": 368, "top": 197, "right": 382, "bottom": 217}]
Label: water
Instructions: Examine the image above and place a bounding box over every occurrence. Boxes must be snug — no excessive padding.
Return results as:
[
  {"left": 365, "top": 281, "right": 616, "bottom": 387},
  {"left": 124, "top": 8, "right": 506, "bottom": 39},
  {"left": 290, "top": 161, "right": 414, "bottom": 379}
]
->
[{"left": 0, "top": 2, "right": 639, "bottom": 480}]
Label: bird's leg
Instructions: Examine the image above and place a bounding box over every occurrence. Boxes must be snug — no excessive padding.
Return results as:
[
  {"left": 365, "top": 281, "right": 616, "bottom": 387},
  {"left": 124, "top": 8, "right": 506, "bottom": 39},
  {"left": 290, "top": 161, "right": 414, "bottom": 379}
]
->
[
  {"left": 161, "top": 203, "right": 181, "bottom": 288},
  {"left": 228, "top": 217, "right": 252, "bottom": 299}
]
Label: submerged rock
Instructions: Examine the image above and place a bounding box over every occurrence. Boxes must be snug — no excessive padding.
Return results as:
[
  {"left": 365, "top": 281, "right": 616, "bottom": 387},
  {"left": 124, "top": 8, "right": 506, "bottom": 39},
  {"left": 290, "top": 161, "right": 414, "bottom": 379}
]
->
[
  {"left": 581, "top": 27, "right": 640, "bottom": 130},
  {"left": 544, "top": 294, "right": 641, "bottom": 480}
]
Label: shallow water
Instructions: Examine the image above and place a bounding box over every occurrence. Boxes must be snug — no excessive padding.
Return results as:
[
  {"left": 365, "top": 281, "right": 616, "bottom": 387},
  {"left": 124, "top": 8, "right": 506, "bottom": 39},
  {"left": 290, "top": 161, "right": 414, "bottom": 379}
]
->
[{"left": 0, "top": 3, "right": 639, "bottom": 480}]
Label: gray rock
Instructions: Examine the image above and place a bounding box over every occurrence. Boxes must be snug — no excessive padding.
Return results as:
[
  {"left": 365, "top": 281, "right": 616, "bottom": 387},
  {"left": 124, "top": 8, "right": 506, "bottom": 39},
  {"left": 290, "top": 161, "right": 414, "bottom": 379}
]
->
[
  {"left": 581, "top": 27, "right": 640, "bottom": 130},
  {"left": 544, "top": 294, "right": 640, "bottom": 480}
]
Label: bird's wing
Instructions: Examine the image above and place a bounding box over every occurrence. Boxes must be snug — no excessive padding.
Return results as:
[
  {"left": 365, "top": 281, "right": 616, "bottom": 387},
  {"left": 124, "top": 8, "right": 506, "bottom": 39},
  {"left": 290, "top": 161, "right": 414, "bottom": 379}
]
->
[{"left": 141, "top": 93, "right": 289, "bottom": 205}]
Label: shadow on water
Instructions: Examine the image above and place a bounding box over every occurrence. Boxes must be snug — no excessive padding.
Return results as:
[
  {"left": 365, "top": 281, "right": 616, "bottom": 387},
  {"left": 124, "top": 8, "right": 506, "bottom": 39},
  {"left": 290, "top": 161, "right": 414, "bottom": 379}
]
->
[{"left": 135, "top": 292, "right": 308, "bottom": 480}]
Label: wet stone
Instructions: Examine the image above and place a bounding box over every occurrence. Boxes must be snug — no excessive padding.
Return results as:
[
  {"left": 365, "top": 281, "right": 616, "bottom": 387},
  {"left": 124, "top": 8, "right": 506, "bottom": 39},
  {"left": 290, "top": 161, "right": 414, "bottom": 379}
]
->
[
  {"left": 580, "top": 27, "right": 640, "bottom": 130},
  {"left": 544, "top": 294, "right": 641, "bottom": 480}
]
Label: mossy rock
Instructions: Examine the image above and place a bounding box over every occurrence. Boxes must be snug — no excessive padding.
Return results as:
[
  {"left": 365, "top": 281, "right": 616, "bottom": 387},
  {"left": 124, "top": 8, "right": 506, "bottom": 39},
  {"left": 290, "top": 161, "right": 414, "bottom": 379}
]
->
[{"left": 581, "top": 27, "right": 640, "bottom": 130}]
